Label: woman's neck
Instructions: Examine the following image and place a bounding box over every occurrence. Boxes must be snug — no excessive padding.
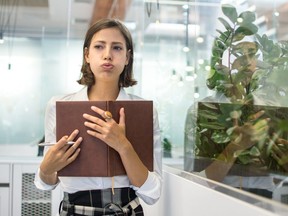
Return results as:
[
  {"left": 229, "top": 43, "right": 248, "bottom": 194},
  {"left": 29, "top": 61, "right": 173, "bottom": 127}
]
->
[{"left": 88, "top": 83, "right": 120, "bottom": 101}]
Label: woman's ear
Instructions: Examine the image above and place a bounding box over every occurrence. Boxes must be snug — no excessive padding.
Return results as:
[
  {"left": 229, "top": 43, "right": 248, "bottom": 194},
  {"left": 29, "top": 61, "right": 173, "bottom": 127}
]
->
[
  {"left": 125, "top": 49, "right": 131, "bottom": 65},
  {"left": 84, "top": 47, "right": 90, "bottom": 63}
]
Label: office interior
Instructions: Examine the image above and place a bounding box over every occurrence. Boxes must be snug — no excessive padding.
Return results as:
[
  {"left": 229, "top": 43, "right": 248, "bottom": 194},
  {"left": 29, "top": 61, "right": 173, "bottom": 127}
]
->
[{"left": 1, "top": 0, "right": 288, "bottom": 215}]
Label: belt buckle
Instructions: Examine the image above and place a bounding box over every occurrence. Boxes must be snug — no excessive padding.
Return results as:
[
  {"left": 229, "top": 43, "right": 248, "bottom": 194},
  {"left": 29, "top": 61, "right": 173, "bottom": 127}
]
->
[
  {"left": 63, "top": 201, "right": 75, "bottom": 214},
  {"left": 105, "top": 202, "right": 128, "bottom": 215}
]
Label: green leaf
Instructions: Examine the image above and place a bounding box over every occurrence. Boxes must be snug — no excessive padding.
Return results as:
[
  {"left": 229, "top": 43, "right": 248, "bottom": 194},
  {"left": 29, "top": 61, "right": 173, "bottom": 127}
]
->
[
  {"left": 207, "top": 68, "right": 216, "bottom": 79},
  {"left": 219, "top": 103, "right": 243, "bottom": 114},
  {"left": 256, "top": 34, "right": 280, "bottom": 61},
  {"left": 211, "top": 131, "right": 231, "bottom": 143},
  {"left": 206, "top": 71, "right": 227, "bottom": 90},
  {"left": 199, "top": 128, "right": 208, "bottom": 134},
  {"left": 278, "top": 41, "right": 288, "bottom": 55},
  {"left": 219, "top": 30, "right": 233, "bottom": 43},
  {"left": 278, "top": 120, "right": 288, "bottom": 131},
  {"left": 256, "top": 34, "right": 271, "bottom": 49},
  {"left": 256, "top": 60, "right": 272, "bottom": 69},
  {"left": 226, "top": 126, "right": 237, "bottom": 135},
  {"left": 238, "top": 11, "right": 256, "bottom": 23},
  {"left": 201, "top": 102, "right": 219, "bottom": 110},
  {"left": 233, "top": 149, "right": 244, "bottom": 157},
  {"left": 216, "top": 30, "right": 231, "bottom": 41},
  {"left": 249, "top": 146, "right": 261, "bottom": 156},
  {"left": 232, "top": 32, "right": 246, "bottom": 42},
  {"left": 214, "top": 65, "right": 230, "bottom": 75},
  {"left": 237, "top": 154, "right": 252, "bottom": 164},
  {"left": 222, "top": 4, "right": 238, "bottom": 23},
  {"left": 218, "top": 17, "right": 233, "bottom": 31},
  {"left": 235, "top": 24, "right": 258, "bottom": 36},
  {"left": 210, "top": 56, "right": 222, "bottom": 67},
  {"left": 199, "top": 122, "right": 226, "bottom": 130},
  {"left": 266, "top": 139, "right": 274, "bottom": 155},
  {"left": 275, "top": 57, "right": 288, "bottom": 64},
  {"left": 212, "top": 39, "right": 227, "bottom": 54},
  {"left": 198, "top": 110, "right": 219, "bottom": 120}
]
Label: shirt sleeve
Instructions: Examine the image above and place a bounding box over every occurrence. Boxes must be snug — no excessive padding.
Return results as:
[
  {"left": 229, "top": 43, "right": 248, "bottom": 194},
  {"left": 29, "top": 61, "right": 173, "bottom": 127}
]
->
[
  {"left": 34, "top": 168, "right": 59, "bottom": 191},
  {"left": 34, "top": 97, "right": 58, "bottom": 190},
  {"left": 132, "top": 107, "right": 163, "bottom": 205}
]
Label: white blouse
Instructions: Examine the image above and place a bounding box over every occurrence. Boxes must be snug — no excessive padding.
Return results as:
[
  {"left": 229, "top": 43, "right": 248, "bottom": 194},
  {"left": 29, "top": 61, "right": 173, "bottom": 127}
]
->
[{"left": 34, "top": 87, "right": 162, "bottom": 205}]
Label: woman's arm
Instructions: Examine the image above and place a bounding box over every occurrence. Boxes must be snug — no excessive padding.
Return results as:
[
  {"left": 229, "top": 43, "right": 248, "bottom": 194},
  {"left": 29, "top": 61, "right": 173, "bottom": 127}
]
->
[
  {"left": 35, "top": 98, "right": 83, "bottom": 189},
  {"left": 204, "top": 114, "right": 269, "bottom": 182},
  {"left": 39, "top": 133, "right": 82, "bottom": 184}
]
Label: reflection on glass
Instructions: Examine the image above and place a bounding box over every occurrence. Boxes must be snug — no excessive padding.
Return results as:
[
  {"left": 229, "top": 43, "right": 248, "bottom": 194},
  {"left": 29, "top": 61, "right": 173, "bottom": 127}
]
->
[{"left": 184, "top": 3, "right": 288, "bottom": 205}]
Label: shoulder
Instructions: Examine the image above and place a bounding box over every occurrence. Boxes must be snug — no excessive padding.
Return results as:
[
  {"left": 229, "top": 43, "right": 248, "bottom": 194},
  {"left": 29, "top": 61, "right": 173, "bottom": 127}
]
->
[
  {"left": 120, "top": 89, "right": 159, "bottom": 116},
  {"left": 118, "top": 88, "right": 144, "bottom": 100},
  {"left": 46, "top": 87, "right": 88, "bottom": 112},
  {"left": 127, "top": 93, "right": 144, "bottom": 100},
  {"left": 47, "top": 87, "right": 88, "bottom": 105}
]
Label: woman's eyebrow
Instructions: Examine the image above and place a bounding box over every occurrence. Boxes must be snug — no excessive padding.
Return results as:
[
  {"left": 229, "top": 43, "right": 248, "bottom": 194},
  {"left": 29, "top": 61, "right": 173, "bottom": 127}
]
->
[{"left": 93, "top": 40, "right": 124, "bottom": 45}]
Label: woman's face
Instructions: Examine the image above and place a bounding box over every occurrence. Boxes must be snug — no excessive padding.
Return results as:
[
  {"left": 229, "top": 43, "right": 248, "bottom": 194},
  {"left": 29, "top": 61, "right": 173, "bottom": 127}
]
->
[{"left": 85, "top": 27, "right": 129, "bottom": 85}]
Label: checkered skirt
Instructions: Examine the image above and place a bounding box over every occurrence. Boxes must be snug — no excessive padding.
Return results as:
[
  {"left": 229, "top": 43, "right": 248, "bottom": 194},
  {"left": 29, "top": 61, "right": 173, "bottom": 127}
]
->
[{"left": 59, "top": 187, "right": 144, "bottom": 216}]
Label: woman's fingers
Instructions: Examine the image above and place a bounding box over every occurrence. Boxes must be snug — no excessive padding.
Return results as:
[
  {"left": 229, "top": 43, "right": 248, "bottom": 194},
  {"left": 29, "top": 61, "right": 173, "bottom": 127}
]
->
[
  {"left": 67, "top": 129, "right": 80, "bottom": 141},
  {"left": 53, "top": 129, "right": 80, "bottom": 150},
  {"left": 118, "top": 107, "right": 125, "bottom": 127},
  {"left": 66, "top": 147, "right": 81, "bottom": 164},
  {"left": 248, "top": 110, "right": 265, "bottom": 121},
  {"left": 67, "top": 137, "right": 82, "bottom": 154}
]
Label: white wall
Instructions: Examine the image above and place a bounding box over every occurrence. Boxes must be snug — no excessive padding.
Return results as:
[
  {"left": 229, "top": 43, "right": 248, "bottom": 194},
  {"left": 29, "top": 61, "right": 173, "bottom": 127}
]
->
[{"left": 141, "top": 166, "right": 288, "bottom": 216}]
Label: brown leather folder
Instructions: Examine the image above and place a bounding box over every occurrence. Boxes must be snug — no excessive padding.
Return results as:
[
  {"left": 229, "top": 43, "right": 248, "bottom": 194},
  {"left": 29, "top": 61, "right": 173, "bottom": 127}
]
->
[{"left": 56, "top": 100, "right": 153, "bottom": 177}]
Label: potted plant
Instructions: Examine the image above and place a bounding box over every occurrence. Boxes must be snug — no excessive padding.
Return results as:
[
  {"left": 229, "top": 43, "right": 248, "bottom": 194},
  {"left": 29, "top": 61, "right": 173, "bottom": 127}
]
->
[
  {"left": 190, "top": 4, "right": 288, "bottom": 175},
  {"left": 163, "top": 137, "right": 172, "bottom": 158}
]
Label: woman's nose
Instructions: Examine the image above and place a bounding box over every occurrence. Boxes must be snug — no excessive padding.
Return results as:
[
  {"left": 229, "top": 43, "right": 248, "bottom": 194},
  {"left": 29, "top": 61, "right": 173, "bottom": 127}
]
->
[{"left": 103, "top": 48, "right": 112, "bottom": 60}]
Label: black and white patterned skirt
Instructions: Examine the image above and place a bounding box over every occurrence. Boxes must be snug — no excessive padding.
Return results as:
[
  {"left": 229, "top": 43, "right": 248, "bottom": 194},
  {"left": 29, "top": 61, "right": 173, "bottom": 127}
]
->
[{"left": 59, "top": 187, "right": 144, "bottom": 216}]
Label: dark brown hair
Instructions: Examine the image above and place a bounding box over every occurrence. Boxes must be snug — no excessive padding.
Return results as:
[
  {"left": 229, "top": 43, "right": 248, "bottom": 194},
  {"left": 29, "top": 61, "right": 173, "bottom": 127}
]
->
[{"left": 77, "top": 18, "right": 137, "bottom": 87}]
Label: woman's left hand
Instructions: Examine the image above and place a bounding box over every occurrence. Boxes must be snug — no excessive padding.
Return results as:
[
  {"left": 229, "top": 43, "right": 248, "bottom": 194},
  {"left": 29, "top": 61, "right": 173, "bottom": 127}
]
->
[{"left": 83, "top": 106, "right": 128, "bottom": 153}]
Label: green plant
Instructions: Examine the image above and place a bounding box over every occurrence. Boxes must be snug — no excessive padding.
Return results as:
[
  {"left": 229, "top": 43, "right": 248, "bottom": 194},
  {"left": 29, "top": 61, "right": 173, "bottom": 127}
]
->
[
  {"left": 207, "top": 4, "right": 288, "bottom": 104},
  {"left": 162, "top": 137, "right": 172, "bottom": 157},
  {"left": 194, "top": 4, "right": 288, "bottom": 174}
]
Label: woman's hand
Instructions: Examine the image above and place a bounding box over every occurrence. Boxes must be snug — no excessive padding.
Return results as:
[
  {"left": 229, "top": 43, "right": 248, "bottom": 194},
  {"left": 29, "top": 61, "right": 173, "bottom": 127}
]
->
[
  {"left": 83, "top": 106, "right": 149, "bottom": 186},
  {"left": 271, "top": 137, "right": 288, "bottom": 172},
  {"left": 40, "top": 130, "right": 82, "bottom": 177},
  {"left": 83, "top": 106, "right": 129, "bottom": 153},
  {"left": 229, "top": 110, "right": 270, "bottom": 152}
]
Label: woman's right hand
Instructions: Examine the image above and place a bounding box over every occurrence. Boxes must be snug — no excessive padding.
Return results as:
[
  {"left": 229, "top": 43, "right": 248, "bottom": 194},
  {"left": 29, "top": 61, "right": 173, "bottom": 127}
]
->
[
  {"left": 229, "top": 110, "right": 269, "bottom": 152},
  {"left": 40, "top": 129, "right": 82, "bottom": 178}
]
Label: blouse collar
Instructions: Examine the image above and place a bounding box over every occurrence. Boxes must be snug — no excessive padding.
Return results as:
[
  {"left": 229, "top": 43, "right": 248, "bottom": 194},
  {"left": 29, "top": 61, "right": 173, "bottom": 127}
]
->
[{"left": 74, "top": 86, "right": 130, "bottom": 101}]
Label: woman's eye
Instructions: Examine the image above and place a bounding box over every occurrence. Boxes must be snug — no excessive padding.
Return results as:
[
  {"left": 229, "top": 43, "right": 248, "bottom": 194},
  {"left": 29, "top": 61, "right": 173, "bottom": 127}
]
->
[
  {"left": 94, "top": 45, "right": 103, "bottom": 49},
  {"left": 113, "top": 46, "right": 123, "bottom": 51}
]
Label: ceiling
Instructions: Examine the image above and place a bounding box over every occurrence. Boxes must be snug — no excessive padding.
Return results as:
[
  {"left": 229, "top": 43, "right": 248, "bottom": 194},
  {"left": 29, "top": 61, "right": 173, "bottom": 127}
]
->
[{"left": 0, "top": 0, "right": 288, "bottom": 41}]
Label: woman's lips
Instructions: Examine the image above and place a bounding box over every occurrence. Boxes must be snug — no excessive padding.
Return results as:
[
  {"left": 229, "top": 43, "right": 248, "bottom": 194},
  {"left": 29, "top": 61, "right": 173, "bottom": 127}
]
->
[{"left": 101, "top": 63, "right": 114, "bottom": 70}]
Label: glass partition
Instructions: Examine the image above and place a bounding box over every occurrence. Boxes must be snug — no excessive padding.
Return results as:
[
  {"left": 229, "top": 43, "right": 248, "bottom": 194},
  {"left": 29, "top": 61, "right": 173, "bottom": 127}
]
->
[
  {"left": 1, "top": 0, "right": 288, "bottom": 209},
  {"left": 140, "top": 0, "right": 288, "bottom": 207}
]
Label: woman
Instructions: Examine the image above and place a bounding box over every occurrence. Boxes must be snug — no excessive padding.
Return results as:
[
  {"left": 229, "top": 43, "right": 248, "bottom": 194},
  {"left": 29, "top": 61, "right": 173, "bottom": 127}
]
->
[{"left": 34, "top": 18, "right": 162, "bottom": 216}]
